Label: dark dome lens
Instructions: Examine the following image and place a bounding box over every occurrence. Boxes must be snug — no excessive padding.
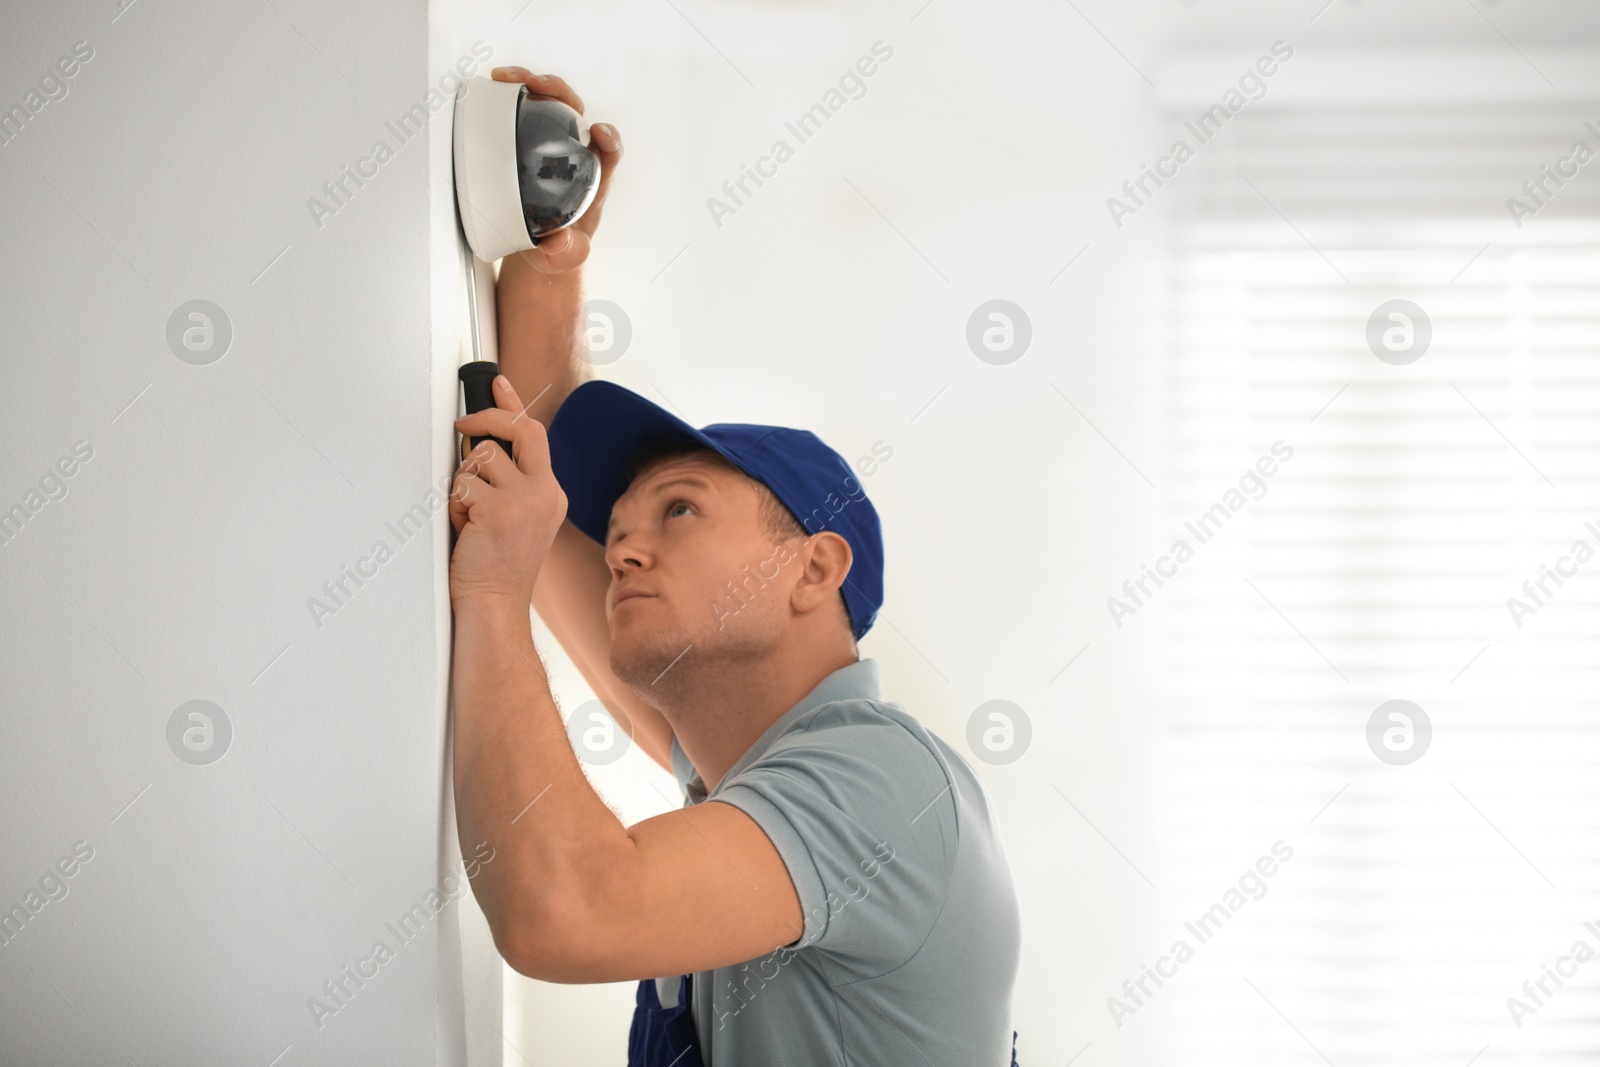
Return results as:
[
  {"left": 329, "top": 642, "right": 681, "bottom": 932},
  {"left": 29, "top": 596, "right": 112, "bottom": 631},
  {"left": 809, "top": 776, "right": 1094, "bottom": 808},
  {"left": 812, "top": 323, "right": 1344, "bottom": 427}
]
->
[{"left": 514, "top": 94, "right": 600, "bottom": 241}]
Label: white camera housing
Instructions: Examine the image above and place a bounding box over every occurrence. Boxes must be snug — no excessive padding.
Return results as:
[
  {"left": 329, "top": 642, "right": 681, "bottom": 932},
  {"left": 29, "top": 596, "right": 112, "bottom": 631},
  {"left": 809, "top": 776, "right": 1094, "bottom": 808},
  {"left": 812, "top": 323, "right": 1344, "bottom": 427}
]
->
[{"left": 452, "top": 76, "right": 600, "bottom": 262}]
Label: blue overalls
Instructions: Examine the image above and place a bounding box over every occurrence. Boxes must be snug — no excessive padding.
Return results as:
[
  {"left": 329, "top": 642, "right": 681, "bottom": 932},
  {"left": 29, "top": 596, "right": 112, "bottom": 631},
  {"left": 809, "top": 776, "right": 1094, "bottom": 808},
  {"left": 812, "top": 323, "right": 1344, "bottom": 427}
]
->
[
  {"left": 628, "top": 975, "right": 1021, "bottom": 1066},
  {"left": 627, "top": 975, "right": 704, "bottom": 1067}
]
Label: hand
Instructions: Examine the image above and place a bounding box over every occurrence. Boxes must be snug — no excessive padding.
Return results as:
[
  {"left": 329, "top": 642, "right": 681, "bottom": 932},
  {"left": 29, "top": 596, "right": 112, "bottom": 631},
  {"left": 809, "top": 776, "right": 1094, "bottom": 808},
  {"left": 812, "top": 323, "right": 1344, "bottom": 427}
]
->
[
  {"left": 489, "top": 66, "right": 623, "bottom": 275},
  {"left": 449, "top": 375, "right": 569, "bottom": 611}
]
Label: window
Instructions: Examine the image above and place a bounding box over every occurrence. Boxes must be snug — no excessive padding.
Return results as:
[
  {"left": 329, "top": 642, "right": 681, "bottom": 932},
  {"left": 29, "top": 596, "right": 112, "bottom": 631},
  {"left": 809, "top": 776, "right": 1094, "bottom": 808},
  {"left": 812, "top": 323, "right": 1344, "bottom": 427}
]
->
[{"left": 1156, "top": 103, "right": 1600, "bottom": 1066}]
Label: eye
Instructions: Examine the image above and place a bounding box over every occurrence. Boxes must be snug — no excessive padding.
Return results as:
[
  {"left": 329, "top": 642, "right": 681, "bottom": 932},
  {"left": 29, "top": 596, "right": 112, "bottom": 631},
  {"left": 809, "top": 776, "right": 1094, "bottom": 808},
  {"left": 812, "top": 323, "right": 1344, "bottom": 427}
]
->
[{"left": 666, "top": 499, "right": 694, "bottom": 519}]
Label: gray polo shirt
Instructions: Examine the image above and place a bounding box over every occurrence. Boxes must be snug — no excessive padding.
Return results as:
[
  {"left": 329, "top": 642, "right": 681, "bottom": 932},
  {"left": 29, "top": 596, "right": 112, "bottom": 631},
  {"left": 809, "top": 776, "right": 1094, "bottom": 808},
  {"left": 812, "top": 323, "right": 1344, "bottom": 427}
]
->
[{"left": 661, "top": 657, "right": 1022, "bottom": 1065}]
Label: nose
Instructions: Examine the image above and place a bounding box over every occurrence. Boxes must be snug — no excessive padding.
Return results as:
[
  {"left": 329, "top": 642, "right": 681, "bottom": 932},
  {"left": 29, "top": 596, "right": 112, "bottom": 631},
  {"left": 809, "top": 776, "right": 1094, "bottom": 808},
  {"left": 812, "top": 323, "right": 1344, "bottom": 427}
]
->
[{"left": 603, "top": 527, "right": 651, "bottom": 581}]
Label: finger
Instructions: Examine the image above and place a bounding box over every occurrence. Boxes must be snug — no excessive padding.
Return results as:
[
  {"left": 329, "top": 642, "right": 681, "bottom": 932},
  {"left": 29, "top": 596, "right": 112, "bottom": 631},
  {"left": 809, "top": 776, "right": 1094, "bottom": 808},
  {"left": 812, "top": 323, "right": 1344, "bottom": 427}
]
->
[
  {"left": 454, "top": 375, "right": 556, "bottom": 476},
  {"left": 492, "top": 372, "right": 526, "bottom": 417},
  {"left": 572, "top": 122, "right": 622, "bottom": 238},
  {"left": 450, "top": 466, "right": 492, "bottom": 518},
  {"left": 494, "top": 373, "right": 554, "bottom": 475},
  {"left": 525, "top": 72, "right": 585, "bottom": 115},
  {"left": 459, "top": 439, "right": 517, "bottom": 489},
  {"left": 457, "top": 371, "right": 534, "bottom": 444},
  {"left": 489, "top": 67, "right": 583, "bottom": 114},
  {"left": 500, "top": 225, "right": 588, "bottom": 279},
  {"left": 449, "top": 465, "right": 477, "bottom": 528},
  {"left": 455, "top": 399, "right": 533, "bottom": 449},
  {"left": 534, "top": 226, "right": 590, "bottom": 273},
  {"left": 589, "top": 120, "right": 623, "bottom": 165}
]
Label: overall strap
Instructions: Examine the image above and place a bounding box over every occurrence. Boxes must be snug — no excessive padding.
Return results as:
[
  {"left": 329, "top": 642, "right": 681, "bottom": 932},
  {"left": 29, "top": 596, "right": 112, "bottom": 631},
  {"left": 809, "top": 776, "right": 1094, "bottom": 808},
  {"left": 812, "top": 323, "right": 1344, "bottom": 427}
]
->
[{"left": 627, "top": 975, "right": 705, "bottom": 1067}]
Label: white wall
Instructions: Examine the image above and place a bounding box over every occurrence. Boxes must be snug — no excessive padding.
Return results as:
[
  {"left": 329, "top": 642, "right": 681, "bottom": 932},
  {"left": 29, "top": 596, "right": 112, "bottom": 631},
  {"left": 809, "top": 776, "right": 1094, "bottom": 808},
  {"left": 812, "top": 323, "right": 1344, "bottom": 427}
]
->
[{"left": 0, "top": 1, "right": 498, "bottom": 1063}]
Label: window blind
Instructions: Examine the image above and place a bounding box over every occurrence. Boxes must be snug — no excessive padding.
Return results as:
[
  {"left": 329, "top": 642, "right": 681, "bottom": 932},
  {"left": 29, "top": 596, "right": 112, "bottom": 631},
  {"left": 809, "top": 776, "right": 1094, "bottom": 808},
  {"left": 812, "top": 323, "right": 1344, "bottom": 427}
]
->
[{"left": 1153, "top": 103, "right": 1600, "bottom": 1067}]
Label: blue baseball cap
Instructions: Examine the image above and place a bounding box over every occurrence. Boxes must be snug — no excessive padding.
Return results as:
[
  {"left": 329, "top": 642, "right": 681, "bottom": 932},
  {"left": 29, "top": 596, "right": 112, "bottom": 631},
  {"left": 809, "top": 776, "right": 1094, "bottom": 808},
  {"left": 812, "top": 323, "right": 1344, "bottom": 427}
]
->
[{"left": 546, "top": 380, "right": 884, "bottom": 639}]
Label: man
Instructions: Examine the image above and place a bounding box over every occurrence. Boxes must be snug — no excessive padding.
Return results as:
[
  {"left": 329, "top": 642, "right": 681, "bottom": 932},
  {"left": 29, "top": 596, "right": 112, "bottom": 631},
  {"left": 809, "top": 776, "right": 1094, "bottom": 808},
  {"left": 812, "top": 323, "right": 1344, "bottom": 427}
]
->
[{"left": 447, "top": 66, "right": 1022, "bottom": 1065}]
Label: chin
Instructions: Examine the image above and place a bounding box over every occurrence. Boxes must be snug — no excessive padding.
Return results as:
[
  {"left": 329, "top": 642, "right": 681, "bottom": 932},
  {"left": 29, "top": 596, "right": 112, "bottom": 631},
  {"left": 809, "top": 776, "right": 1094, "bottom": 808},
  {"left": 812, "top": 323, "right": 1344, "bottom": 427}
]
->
[
  {"left": 609, "top": 604, "right": 779, "bottom": 690},
  {"left": 609, "top": 615, "right": 694, "bottom": 689}
]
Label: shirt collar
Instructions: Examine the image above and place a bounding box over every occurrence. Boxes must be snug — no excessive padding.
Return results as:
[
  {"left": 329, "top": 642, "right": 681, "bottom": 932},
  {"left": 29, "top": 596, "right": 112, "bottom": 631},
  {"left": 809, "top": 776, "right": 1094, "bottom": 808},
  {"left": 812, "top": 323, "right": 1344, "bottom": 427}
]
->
[{"left": 676, "top": 657, "right": 882, "bottom": 802}]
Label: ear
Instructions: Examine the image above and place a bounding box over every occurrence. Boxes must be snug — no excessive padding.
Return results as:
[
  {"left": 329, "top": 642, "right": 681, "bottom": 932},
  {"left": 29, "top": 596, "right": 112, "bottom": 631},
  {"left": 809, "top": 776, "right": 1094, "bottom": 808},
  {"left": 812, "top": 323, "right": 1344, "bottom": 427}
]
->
[{"left": 791, "top": 532, "right": 853, "bottom": 616}]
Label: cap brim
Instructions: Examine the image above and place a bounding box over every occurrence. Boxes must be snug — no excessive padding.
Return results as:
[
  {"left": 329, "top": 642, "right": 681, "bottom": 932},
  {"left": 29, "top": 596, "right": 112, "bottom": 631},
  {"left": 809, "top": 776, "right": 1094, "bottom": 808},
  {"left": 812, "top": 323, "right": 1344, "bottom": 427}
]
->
[{"left": 547, "top": 380, "right": 742, "bottom": 545}]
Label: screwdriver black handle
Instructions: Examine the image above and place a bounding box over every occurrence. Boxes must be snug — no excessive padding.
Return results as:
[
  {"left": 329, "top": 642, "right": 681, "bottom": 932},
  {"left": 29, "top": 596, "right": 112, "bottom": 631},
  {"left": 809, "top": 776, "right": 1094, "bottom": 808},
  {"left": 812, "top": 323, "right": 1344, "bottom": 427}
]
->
[{"left": 458, "top": 361, "right": 514, "bottom": 463}]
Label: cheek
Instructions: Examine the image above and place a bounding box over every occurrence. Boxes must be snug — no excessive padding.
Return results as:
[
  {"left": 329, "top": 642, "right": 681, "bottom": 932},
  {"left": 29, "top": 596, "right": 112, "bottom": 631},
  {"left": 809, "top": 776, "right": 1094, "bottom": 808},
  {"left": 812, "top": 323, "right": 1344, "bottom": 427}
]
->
[
  {"left": 650, "top": 537, "right": 716, "bottom": 597},
  {"left": 677, "top": 533, "right": 768, "bottom": 600},
  {"left": 688, "top": 547, "right": 733, "bottom": 596}
]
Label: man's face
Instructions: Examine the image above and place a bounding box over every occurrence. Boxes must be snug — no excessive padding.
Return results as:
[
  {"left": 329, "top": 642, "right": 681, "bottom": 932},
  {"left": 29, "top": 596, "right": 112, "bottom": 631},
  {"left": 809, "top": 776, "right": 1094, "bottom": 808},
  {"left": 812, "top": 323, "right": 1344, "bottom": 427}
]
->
[{"left": 602, "top": 451, "right": 796, "bottom": 689}]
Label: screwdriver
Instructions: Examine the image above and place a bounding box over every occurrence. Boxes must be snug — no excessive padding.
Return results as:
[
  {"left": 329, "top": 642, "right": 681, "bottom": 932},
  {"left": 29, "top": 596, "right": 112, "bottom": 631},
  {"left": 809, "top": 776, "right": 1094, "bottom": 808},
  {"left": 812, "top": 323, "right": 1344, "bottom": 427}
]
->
[
  {"left": 457, "top": 239, "right": 513, "bottom": 464},
  {"left": 458, "top": 361, "right": 513, "bottom": 463}
]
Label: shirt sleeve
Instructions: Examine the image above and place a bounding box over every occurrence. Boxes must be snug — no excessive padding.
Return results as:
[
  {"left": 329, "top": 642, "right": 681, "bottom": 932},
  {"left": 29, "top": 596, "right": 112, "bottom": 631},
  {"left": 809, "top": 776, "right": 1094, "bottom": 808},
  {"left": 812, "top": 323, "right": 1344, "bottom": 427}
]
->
[{"left": 710, "top": 702, "right": 959, "bottom": 970}]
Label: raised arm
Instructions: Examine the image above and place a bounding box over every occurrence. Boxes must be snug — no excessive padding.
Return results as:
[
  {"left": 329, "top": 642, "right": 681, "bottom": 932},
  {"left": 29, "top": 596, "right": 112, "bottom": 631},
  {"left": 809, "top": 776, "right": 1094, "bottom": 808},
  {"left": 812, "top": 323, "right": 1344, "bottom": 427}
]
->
[
  {"left": 485, "top": 67, "right": 675, "bottom": 773},
  {"left": 450, "top": 379, "right": 801, "bottom": 981}
]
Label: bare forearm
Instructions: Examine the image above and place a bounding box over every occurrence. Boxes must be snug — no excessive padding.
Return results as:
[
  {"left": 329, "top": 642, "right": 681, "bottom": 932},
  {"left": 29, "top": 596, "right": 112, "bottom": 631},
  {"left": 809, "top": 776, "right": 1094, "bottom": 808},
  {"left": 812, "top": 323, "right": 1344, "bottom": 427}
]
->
[
  {"left": 495, "top": 253, "right": 589, "bottom": 427},
  {"left": 450, "top": 594, "right": 633, "bottom": 963},
  {"left": 532, "top": 523, "right": 675, "bottom": 770},
  {"left": 495, "top": 254, "right": 678, "bottom": 772}
]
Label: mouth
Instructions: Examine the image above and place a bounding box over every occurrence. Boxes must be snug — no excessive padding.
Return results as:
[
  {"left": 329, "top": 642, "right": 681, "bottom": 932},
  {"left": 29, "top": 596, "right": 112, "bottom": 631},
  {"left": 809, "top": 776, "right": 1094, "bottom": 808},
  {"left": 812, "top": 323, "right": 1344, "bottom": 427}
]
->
[{"left": 614, "top": 591, "right": 656, "bottom": 608}]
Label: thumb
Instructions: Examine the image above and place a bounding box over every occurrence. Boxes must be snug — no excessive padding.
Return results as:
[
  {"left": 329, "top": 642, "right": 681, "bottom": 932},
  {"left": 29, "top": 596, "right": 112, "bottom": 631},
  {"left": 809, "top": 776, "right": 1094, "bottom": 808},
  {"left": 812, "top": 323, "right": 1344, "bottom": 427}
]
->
[{"left": 532, "top": 227, "right": 590, "bottom": 274}]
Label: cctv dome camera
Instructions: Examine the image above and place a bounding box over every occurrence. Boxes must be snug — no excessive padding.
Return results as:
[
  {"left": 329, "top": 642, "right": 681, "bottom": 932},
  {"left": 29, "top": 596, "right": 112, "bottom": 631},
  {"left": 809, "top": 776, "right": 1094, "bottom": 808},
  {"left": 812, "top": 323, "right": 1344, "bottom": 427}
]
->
[{"left": 453, "top": 76, "right": 601, "bottom": 262}]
